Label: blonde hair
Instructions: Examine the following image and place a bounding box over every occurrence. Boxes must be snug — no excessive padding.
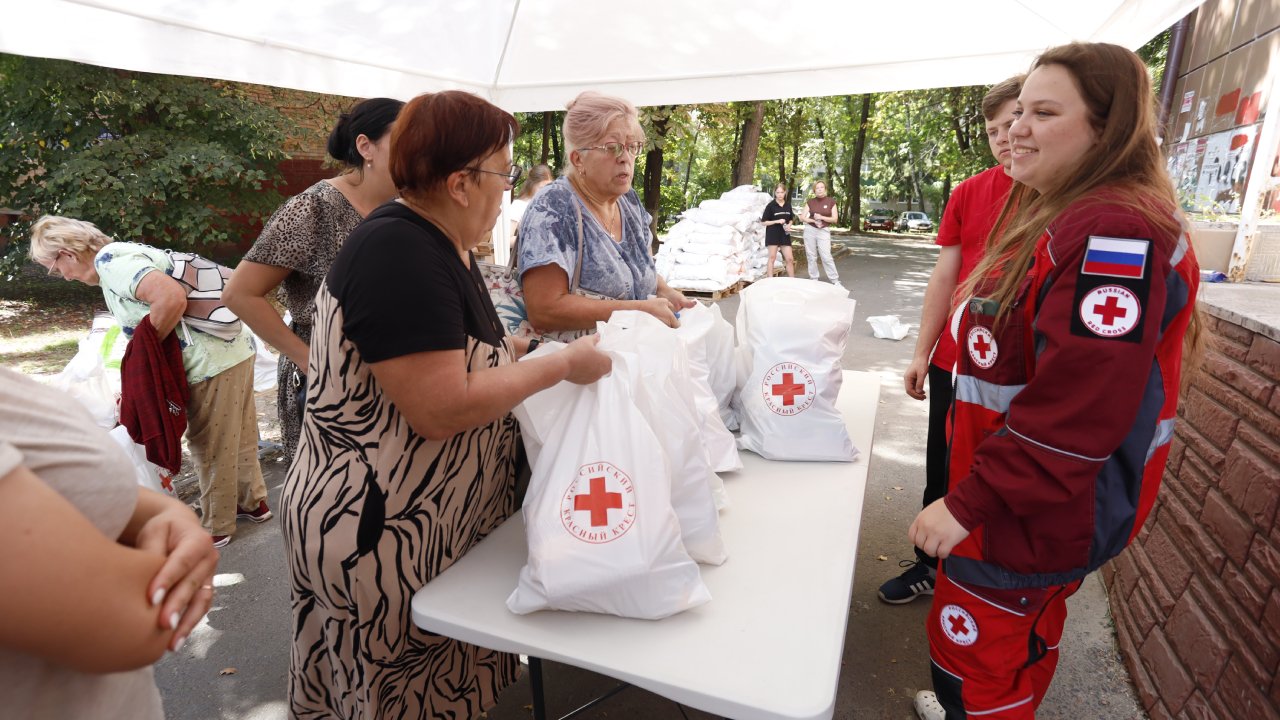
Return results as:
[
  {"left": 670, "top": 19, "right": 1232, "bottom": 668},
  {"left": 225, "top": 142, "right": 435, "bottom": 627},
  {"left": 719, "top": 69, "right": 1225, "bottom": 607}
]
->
[
  {"left": 562, "top": 91, "right": 644, "bottom": 176},
  {"left": 28, "top": 215, "right": 112, "bottom": 265}
]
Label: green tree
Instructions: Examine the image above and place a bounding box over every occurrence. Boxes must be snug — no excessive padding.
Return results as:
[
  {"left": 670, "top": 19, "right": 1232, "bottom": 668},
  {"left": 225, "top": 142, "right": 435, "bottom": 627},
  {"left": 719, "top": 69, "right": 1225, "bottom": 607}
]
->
[{"left": 0, "top": 55, "right": 293, "bottom": 272}]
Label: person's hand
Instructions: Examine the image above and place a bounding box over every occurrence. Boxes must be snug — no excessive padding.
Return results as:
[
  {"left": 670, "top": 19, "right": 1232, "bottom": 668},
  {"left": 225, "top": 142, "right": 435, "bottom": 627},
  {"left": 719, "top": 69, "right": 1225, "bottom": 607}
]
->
[
  {"left": 135, "top": 505, "right": 219, "bottom": 651},
  {"left": 908, "top": 499, "right": 970, "bottom": 560},
  {"left": 904, "top": 356, "right": 929, "bottom": 401},
  {"left": 562, "top": 335, "right": 612, "bottom": 384},
  {"left": 661, "top": 288, "right": 697, "bottom": 314},
  {"left": 637, "top": 297, "right": 680, "bottom": 328}
]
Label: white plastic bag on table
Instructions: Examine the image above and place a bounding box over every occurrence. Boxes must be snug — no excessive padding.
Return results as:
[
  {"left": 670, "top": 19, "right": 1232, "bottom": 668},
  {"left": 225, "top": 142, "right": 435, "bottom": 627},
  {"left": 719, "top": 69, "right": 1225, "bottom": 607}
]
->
[
  {"left": 507, "top": 359, "right": 710, "bottom": 619},
  {"left": 735, "top": 277, "right": 858, "bottom": 462},
  {"left": 107, "top": 425, "right": 176, "bottom": 495},
  {"left": 867, "top": 314, "right": 910, "bottom": 340},
  {"left": 599, "top": 312, "right": 727, "bottom": 564},
  {"left": 704, "top": 302, "right": 740, "bottom": 431},
  {"left": 670, "top": 302, "right": 742, "bottom": 473},
  {"left": 510, "top": 340, "right": 572, "bottom": 469}
]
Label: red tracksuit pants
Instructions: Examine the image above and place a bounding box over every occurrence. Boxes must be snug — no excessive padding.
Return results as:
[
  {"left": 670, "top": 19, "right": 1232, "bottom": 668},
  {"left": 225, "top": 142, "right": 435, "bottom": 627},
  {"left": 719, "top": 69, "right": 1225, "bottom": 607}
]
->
[{"left": 927, "top": 565, "right": 1082, "bottom": 718}]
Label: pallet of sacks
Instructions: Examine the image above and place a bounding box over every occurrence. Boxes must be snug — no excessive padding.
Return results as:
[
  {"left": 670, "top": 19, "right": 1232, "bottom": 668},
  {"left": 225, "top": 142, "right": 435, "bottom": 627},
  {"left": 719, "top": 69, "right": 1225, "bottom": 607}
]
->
[{"left": 656, "top": 186, "right": 773, "bottom": 293}]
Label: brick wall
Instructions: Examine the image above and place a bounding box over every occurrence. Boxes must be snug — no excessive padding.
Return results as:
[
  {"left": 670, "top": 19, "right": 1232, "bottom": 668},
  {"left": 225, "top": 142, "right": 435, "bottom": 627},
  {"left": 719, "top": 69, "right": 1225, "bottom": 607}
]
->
[{"left": 1104, "top": 307, "right": 1280, "bottom": 719}]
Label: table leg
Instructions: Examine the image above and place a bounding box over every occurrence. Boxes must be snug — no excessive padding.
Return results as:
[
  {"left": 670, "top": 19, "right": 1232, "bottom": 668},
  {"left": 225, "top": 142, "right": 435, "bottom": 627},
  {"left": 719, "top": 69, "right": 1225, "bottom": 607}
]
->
[{"left": 529, "top": 656, "right": 548, "bottom": 720}]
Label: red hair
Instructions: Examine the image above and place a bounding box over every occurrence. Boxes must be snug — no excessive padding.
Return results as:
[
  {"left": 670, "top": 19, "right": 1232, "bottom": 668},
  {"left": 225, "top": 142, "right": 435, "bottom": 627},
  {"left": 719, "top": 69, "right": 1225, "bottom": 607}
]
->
[{"left": 391, "top": 90, "right": 518, "bottom": 202}]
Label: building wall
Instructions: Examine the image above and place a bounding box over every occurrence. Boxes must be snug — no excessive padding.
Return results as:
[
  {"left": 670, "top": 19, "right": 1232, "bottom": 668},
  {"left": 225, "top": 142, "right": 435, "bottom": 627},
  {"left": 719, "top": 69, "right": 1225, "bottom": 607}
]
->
[
  {"left": 1104, "top": 309, "right": 1280, "bottom": 719},
  {"left": 1164, "top": 0, "right": 1280, "bottom": 215}
]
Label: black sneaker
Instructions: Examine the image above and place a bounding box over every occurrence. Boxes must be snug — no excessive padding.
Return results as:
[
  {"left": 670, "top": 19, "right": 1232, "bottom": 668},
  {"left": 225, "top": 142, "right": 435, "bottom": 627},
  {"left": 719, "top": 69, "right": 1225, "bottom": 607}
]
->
[{"left": 877, "top": 560, "right": 936, "bottom": 604}]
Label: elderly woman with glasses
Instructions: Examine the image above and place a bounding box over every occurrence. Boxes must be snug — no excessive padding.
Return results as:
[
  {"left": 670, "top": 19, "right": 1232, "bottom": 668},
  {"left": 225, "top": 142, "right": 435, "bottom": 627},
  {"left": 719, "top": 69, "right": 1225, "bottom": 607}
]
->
[
  {"left": 517, "top": 91, "right": 694, "bottom": 332},
  {"left": 280, "top": 90, "right": 610, "bottom": 720}
]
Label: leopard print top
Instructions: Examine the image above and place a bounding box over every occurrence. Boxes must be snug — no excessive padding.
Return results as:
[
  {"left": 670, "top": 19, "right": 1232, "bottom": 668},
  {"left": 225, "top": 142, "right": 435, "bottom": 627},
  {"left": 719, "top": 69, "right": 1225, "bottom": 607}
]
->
[{"left": 245, "top": 180, "right": 363, "bottom": 328}]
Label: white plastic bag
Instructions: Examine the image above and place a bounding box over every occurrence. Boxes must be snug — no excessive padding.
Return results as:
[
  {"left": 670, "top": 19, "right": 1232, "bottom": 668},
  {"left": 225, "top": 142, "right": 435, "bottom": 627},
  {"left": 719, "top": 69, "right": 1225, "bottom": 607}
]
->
[
  {"left": 670, "top": 302, "right": 742, "bottom": 473},
  {"left": 251, "top": 333, "right": 280, "bottom": 392},
  {"left": 867, "top": 314, "right": 910, "bottom": 340},
  {"left": 735, "top": 277, "right": 858, "bottom": 462},
  {"left": 46, "top": 334, "right": 120, "bottom": 430},
  {"left": 508, "top": 360, "right": 711, "bottom": 619},
  {"left": 107, "top": 425, "right": 176, "bottom": 495},
  {"left": 599, "top": 312, "right": 727, "bottom": 564}
]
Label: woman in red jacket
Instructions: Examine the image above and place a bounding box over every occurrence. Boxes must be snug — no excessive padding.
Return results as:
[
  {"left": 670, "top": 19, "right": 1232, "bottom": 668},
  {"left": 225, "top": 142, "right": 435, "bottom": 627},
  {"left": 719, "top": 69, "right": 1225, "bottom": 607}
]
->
[{"left": 908, "top": 42, "right": 1200, "bottom": 719}]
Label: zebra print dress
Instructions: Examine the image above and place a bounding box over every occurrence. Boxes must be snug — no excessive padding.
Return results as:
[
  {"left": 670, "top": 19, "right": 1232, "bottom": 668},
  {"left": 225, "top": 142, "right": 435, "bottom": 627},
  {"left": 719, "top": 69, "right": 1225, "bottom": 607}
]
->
[{"left": 281, "top": 282, "right": 519, "bottom": 719}]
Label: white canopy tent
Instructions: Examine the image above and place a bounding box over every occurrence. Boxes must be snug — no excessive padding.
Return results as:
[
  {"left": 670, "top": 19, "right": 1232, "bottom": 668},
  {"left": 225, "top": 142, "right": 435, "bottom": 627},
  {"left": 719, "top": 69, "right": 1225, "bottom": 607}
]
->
[{"left": 6, "top": 0, "right": 1200, "bottom": 112}]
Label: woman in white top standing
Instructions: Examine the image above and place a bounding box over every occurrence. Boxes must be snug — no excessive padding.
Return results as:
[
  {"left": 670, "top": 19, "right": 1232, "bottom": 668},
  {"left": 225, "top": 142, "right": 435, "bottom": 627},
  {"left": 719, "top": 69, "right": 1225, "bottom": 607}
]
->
[{"left": 508, "top": 163, "right": 554, "bottom": 250}]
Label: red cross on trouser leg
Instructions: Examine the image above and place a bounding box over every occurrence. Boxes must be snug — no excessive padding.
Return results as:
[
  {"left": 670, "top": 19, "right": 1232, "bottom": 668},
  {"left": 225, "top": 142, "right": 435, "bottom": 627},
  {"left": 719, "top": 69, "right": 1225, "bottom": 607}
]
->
[
  {"left": 926, "top": 567, "right": 1081, "bottom": 719},
  {"left": 771, "top": 373, "right": 805, "bottom": 406},
  {"left": 1093, "top": 295, "right": 1128, "bottom": 326},
  {"left": 573, "top": 476, "right": 622, "bottom": 527}
]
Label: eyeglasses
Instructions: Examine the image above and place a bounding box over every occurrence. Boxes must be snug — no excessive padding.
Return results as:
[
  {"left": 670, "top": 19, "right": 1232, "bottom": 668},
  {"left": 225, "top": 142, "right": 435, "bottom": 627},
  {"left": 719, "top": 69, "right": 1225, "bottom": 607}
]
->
[
  {"left": 579, "top": 142, "right": 644, "bottom": 159},
  {"left": 467, "top": 164, "right": 523, "bottom": 185},
  {"left": 45, "top": 251, "right": 66, "bottom": 278}
]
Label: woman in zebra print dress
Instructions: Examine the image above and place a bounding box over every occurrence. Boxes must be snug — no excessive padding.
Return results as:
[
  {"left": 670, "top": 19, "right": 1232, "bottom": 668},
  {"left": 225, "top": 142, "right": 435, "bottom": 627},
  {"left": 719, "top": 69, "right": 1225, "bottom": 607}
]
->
[{"left": 281, "top": 91, "right": 611, "bottom": 719}]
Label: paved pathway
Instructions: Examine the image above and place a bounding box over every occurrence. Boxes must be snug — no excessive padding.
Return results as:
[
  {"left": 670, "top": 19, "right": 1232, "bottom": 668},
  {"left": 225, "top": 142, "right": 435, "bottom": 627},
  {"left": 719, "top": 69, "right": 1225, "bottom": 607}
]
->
[{"left": 154, "top": 230, "right": 1145, "bottom": 719}]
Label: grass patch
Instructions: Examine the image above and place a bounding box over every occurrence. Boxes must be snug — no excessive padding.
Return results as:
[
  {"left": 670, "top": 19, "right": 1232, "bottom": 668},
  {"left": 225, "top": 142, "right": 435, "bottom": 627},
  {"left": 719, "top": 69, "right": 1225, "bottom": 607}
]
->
[{"left": 1, "top": 264, "right": 104, "bottom": 374}]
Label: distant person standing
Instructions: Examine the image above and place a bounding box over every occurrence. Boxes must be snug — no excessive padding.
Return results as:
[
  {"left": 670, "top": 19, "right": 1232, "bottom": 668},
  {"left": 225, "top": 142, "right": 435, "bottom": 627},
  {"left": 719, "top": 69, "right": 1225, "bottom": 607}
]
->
[
  {"left": 878, "top": 75, "right": 1023, "bottom": 605},
  {"left": 509, "top": 163, "right": 555, "bottom": 249},
  {"left": 801, "top": 180, "right": 842, "bottom": 288},
  {"left": 761, "top": 183, "right": 796, "bottom": 277}
]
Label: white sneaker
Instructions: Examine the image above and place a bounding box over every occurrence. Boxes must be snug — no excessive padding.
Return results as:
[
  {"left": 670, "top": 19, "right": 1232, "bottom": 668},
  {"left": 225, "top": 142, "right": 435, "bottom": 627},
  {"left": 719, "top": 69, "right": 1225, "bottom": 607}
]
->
[
  {"left": 914, "top": 690, "right": 945, "bottom": 720},
  {"left": 832, "top": 281, "right": 847, "bottom": 291}
]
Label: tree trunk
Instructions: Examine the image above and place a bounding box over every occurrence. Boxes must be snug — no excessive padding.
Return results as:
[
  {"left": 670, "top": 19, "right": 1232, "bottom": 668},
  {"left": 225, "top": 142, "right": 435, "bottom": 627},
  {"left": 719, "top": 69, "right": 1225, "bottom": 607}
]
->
[
  {"left": 845, "top": 94, "right": 871, "bottom": 231},
  {"left": 941, "top": 174, "right": 952, "bottom": 212},
  {"left": 550, "top": 119, "right": 562, "bottom": 171},
  {"left": 540, "top": 111, "right": 552, "bottom": 164},
  {"left": 733, "top": 100, "right": 765, "bottom": 188},
  {"left": 643, "top": 108, "right": 672, "bottom": 249},
  {"left": 681, "top": 127, "right": 700, "bottom": 206}
]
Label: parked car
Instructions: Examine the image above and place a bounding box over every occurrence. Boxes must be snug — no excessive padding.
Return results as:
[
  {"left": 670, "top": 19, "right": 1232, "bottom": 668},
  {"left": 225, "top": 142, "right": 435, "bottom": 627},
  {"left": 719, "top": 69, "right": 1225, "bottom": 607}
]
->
[
  {"left": 862, "top": 209, "right": 895, "bottom": 232},
  {"left": 897, "top": 211, "right": 934, "bottom": 233}
]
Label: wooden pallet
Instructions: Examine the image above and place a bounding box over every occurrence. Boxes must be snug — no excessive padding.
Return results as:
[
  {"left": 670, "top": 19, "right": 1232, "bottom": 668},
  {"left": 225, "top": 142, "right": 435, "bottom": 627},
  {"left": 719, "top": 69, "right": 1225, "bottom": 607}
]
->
[{"left": 679, "top": 280, "right": 743, "bottom": 301}]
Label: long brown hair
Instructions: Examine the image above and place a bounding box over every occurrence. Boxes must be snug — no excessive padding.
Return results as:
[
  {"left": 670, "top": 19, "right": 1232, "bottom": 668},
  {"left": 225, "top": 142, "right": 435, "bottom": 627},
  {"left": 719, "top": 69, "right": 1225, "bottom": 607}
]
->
[{"left": 961, "top": 43, "right": 1183, "bottom": 323}]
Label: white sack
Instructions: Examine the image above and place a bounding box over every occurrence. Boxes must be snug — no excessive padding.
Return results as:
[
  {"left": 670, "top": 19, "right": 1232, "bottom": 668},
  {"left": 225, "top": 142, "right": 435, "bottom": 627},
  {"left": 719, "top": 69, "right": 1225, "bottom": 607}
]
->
[
  {"left": 866, "top": 315, "right": 911, "bottom": 340},
  {"left": 507, "top": 360, "right": 710, "bottom": 619},
  {"left": 735, "top": 277, "right": 858, "bottom": 462},
  {"left": 46, "top": 334, "right": 120, "bottom": 430},
  {"left": 510, "top": 341, "right": 573, "bottom": 469},
  {"left": 251, "top": 333, "right": 280, "bottom": 392},
  {"left": 107, "top": 425, "right": 176, "bottom": 495},
  {"left": 599, "top": 313, "right": 727, "bottom": 564},
  {"left": 671, "top": 302, "right": 742, "bottom": 475}
]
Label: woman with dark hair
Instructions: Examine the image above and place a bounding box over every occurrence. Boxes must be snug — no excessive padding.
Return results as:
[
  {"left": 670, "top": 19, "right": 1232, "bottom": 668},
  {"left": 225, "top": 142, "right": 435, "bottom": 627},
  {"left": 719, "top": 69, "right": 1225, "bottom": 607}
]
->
[
  {"left": 224, "top": 97, "right": 404, "bottom": 460},
  {"left": 280, "top": 90, "right": 610, "bottom": 719},
  {"left": 761, "top": 183, "right": 795, "bottom": 277},
  {"left": 907, "top": 42, "right": 1199, "bottom": 720}
]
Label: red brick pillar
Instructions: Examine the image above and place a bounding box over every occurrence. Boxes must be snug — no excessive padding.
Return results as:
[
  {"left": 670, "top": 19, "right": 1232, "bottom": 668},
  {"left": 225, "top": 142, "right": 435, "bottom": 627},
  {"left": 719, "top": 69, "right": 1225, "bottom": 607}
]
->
[{"left": 1104, "top": 312, "right": 1280, "bottom": 719}]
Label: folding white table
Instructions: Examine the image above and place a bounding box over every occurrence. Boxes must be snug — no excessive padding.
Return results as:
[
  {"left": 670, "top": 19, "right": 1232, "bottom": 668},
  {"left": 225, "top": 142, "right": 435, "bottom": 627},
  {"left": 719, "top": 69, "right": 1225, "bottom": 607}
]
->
[{"left": 411, "top": 370, "right": 879, "bottom": 720}]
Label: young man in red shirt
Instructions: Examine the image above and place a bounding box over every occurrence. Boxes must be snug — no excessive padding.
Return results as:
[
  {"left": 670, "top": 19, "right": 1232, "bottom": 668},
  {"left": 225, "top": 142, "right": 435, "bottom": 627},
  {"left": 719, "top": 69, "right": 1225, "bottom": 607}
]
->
[{"left": 877, "top": 75, "right": 1024, "bottom": 605}]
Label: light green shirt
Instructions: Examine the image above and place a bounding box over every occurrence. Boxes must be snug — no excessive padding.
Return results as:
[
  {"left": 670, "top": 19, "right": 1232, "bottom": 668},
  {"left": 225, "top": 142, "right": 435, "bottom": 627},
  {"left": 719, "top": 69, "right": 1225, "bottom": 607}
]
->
[{"left": 94, "top": 242, "right": 254, "bottom": 385}]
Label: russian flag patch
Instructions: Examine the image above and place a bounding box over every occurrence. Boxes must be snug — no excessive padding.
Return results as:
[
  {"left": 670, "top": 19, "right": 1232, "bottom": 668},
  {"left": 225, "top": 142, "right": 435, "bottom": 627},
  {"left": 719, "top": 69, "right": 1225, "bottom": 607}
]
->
[{"left": 1081, "top": 236, "right": 1149, "bottom": 279}]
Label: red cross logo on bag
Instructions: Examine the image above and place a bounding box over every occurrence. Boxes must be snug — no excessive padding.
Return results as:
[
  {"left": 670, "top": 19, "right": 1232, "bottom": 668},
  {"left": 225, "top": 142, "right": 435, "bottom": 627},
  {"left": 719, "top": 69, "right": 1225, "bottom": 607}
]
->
[
  {"left": 561, "top": 462, "right": 637, "bottom": 544},
  {"left": 762, "top": 362, "right": 816, "bottom": 416},
  {"left": 940, "top": 604, "right": 978, "bottom": 646}
]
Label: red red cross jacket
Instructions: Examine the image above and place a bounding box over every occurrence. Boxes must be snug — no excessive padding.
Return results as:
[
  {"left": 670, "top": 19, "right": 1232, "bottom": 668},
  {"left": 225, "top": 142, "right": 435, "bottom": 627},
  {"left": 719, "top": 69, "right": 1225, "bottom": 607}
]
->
[{"left": 942, "top": 193, "right": 1199, "bottom": 589}]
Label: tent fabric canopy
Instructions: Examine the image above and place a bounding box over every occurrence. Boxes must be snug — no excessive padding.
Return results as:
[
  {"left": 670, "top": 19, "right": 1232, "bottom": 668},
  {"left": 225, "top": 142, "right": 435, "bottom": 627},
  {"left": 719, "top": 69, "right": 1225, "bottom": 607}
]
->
[{"left": 6, "top": 0, "right": 1199, "bottom": 110}]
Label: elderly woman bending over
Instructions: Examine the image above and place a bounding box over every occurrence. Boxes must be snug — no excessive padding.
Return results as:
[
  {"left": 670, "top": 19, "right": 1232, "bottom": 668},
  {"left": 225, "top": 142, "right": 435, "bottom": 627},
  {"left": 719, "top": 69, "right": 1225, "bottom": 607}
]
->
[{"left": 517, "top": 91, "right": 695, "bottom": 331}]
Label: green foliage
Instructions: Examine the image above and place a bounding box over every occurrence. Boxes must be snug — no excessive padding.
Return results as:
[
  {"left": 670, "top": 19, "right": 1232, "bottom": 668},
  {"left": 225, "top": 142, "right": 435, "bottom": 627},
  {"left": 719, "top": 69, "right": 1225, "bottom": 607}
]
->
[{"left": 0, "top": 55, "right": 292, "bottom": 275}]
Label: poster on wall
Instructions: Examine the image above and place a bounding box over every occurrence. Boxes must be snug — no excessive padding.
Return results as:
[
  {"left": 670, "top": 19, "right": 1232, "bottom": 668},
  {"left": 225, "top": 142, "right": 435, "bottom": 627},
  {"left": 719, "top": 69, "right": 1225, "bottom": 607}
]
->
[
  {"left": 1193, "top": 125, "right": 1258, "bottom": 214},
  {"left": 1167, "top": 142, "right": 1199, "bottom": 209}
]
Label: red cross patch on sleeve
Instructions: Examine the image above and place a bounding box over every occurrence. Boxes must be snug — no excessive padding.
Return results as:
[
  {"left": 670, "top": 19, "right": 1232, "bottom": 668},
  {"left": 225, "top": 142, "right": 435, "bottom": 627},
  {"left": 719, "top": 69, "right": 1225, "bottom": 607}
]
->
[{"left": 1070, "top": 236, "right": 1151, "bottom": 343}]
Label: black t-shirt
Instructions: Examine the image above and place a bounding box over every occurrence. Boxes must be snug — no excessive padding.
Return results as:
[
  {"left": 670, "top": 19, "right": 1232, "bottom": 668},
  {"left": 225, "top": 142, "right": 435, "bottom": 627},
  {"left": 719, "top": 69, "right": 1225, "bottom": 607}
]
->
[
  {"left": 326, "top": 200, "right": 505, "bottom": 363},
  {"left": 762, "top": 200, "right": 794, "bottom": 244}
]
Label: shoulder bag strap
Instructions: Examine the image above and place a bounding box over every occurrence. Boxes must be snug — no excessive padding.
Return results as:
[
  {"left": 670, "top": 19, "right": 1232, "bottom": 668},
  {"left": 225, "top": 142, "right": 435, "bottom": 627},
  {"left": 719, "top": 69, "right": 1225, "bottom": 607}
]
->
[{"left": 570, "top": 196, "right": 586, "bottom": 294}]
